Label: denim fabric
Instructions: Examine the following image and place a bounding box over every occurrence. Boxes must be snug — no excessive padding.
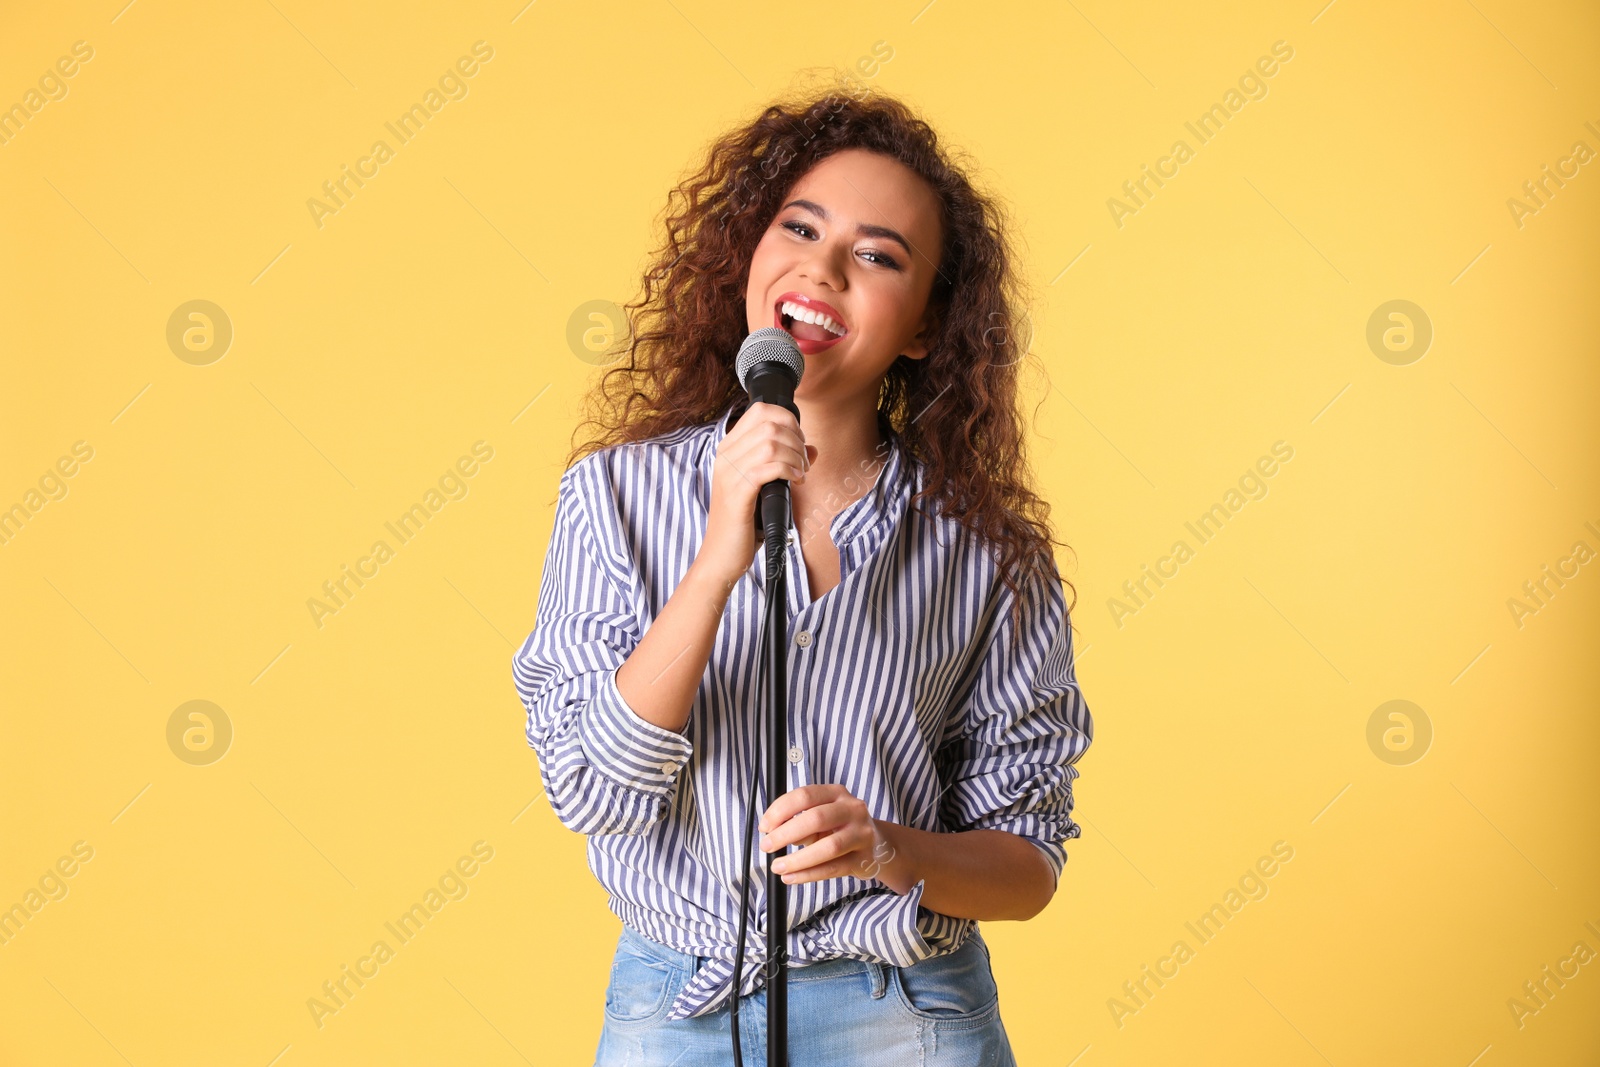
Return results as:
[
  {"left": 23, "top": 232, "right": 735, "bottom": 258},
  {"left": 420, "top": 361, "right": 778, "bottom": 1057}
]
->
[{"left": 595, "top": 925, "right": 1019, "bottom": 1066}]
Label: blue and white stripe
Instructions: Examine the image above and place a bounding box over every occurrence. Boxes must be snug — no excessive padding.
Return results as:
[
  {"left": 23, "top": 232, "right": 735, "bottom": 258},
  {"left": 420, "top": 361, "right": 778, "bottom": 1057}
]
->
[{"left": 513, "top": 401, "right": 1092, "bottom": 1022}]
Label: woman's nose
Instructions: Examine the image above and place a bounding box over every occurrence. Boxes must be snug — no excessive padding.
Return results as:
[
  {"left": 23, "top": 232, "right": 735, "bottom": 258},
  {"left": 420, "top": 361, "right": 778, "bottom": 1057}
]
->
[{"left": 798, "top": 242, "right": 847, "bottom": 290}]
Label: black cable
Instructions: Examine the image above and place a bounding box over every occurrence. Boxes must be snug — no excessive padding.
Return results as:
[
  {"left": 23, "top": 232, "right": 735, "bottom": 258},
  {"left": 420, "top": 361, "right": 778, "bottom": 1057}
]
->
[{"left": 730, "top": 592, "right": 768, "bottom": 1067}]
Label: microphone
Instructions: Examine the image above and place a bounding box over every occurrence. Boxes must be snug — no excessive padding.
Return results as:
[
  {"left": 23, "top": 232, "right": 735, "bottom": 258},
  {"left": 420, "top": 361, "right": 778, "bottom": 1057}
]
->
[{"left": 735, "top": 327, "right": 806, "bottom": 547}]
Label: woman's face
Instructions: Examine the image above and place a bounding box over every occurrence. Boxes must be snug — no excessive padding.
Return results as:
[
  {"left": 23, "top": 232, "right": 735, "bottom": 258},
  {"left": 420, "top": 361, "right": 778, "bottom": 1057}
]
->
[{"left": 744, "top": 148, "right": 944, "bottom": 402}]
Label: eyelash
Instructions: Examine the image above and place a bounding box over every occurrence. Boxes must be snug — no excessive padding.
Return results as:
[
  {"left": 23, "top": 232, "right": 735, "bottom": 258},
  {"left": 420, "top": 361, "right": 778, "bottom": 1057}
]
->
[{"left": 781, "top": 220, "right": 901, "bottom": 270}]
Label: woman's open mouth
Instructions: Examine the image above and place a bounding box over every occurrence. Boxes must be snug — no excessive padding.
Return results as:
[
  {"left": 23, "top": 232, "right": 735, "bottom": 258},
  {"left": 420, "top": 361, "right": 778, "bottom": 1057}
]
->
[{"left": 774, "top": 293, "right": 847, "bottom": 354}]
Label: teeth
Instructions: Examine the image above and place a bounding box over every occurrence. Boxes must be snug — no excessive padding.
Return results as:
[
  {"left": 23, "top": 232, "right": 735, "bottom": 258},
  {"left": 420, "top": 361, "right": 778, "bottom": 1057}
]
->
[{"left": 781, "top": 300, "right": 845, "bottom": 337}]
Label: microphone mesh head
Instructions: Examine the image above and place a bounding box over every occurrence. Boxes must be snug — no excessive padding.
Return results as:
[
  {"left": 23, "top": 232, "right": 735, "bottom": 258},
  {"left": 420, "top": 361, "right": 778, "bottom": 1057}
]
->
[{"left": 736, "top": 327, "right": 805, "bottom": 393}]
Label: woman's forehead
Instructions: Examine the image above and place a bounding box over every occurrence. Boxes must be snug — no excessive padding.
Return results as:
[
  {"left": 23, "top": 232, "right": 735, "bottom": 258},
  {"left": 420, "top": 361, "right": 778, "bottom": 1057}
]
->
[{"left": 786, "top": 150, "right": 943, "bottom": 265}]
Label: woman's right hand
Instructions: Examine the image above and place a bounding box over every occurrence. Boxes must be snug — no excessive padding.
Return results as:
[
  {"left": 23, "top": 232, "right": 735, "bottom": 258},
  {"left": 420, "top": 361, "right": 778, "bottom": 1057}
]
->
[{"left": 697, "top": 402, "right": 818, "bottom": 584}]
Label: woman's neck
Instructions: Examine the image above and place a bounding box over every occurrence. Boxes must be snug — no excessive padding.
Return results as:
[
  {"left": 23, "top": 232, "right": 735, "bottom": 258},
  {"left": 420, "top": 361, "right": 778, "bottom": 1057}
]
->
[
  {"left": 793, "top": 398, "right": 884, "bottom": 481},
  {"left": 788, "top": 398, "right": 890, "bottom": 540}
]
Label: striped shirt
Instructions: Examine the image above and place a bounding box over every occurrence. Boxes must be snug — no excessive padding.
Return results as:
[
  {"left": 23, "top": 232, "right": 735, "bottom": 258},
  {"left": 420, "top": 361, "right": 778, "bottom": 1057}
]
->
[{"left": 513, "top": 401, "right": 1092, "bottom": 1022}]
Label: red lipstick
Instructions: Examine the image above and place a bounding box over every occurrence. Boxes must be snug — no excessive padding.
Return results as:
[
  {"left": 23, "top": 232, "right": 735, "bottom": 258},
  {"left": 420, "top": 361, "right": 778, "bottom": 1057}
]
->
[{"left": 773, "top": 291, "right": 847, "bottom": 355}]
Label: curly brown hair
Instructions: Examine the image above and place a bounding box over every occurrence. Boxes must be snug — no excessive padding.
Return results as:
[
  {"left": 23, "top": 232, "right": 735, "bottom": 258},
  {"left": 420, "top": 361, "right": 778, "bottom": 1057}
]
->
[{"left": 565, "top": 78, "right": 1078, "bottom": 635}]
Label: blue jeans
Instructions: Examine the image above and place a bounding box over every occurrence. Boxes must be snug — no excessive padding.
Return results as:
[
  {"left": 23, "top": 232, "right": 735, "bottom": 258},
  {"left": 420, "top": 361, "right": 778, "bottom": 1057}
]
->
[{"left": 595, "top": 925, "right": 1019, "bottom": 1065}]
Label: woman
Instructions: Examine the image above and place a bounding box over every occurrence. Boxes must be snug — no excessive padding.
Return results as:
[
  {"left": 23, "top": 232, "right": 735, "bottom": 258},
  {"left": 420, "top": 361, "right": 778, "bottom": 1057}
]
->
[{"left": 514, "top": 83, "right": 1094, "bottom": 1065}]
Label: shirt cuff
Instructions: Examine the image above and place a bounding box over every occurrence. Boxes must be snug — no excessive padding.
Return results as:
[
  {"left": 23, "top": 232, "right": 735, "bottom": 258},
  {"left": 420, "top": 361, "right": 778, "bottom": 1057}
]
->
[
  {"left": 577, "top": 667, "right": 694, "bottom": 795},
  {"left": 1021, "top": 835, "right": 1068, "bottom": 891}
]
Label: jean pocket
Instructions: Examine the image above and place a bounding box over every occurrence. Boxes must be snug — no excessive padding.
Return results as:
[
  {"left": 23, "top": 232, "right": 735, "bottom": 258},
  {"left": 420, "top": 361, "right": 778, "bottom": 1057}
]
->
[
  {"left": 604, "top": 947, "right": 679, "bottom": 1025},
  {"left": 890, "top": 937, "right": 1001, "bottom": 1026}
]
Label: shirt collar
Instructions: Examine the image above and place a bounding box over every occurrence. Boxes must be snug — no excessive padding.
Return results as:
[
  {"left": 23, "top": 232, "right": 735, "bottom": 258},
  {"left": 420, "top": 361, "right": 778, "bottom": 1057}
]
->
[{"left": 702, "top": 402, "right": 912, "bottom": 551}]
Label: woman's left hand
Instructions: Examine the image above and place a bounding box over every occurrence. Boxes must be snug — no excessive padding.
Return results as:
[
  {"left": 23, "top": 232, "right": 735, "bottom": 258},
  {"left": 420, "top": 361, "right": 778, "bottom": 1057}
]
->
[{"left": 759, "top": 784, "right": 897, "bottom": 885}]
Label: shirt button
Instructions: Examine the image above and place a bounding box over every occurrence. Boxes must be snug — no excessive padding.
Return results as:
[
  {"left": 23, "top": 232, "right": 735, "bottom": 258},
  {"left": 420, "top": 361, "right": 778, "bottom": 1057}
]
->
[
  {"left": 658, "top": 760, "right": 675, "bottom": 775},
  {"left": 787, "top": 745, "right": 803, "bottom": 764},
  {"left": 795, "top": 630, "right": 812, "bottom": 648}
]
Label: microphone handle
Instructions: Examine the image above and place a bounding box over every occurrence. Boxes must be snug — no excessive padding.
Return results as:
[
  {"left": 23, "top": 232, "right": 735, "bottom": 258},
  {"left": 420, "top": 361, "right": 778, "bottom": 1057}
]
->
[{"left": 746, "top": 363, "right": 799, "bottom": 546}]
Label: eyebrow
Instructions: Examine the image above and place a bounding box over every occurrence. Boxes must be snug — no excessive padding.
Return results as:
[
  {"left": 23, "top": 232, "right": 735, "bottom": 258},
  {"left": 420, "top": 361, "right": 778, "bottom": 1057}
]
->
[{"left": 781, "top": 198, "right": 913, "bottom": 258}]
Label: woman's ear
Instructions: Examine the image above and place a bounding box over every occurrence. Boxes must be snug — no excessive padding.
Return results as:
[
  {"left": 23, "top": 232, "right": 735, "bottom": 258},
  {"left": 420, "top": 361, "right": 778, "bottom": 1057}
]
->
[{"left": 900, "top": 308, "right": 938, "bottom": 361}]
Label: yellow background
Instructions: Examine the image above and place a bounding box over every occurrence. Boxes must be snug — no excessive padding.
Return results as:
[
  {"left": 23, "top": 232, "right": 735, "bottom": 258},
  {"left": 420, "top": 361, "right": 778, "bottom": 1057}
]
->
[{"left": 2, "top": 0, "right": 1596, "bottom": 1063}]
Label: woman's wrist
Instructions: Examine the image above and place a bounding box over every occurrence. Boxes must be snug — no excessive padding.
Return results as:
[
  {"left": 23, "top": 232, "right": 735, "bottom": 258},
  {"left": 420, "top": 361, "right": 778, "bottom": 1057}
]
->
[
  {"left": 865, "top": 820, "right": 922, "bottom": 896},
  {"left": 686, "top": 555, "right": 745, "bottom": 602}
]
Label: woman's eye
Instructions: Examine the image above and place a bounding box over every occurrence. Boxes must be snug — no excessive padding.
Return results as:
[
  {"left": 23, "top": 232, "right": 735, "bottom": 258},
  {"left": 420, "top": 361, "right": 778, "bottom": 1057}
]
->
[{"left": 781, "top": 221, "right": 900, "bottom": 270}]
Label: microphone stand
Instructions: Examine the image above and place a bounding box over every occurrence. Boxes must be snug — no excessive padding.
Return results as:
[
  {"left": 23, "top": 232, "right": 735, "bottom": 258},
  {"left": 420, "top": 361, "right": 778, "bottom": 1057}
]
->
[
  {"left": 733, "top": 333, "right": 806, "bottom": 1067},
  {"left": 751, "top": 378, "right": 799, "bottom": 1067},
  {"left": 760, "top": 509, "right": 790, "bottom": 1067}
]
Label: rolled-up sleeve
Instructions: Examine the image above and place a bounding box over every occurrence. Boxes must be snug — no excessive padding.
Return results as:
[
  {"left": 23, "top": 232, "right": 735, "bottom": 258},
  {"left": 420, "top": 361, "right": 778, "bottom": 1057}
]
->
[
  {"left": 938, "top": 567, "right": 1093, "bottom": 891},
  {"left": 513, "top": 460, "right": 693, "bottom": 836}
]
